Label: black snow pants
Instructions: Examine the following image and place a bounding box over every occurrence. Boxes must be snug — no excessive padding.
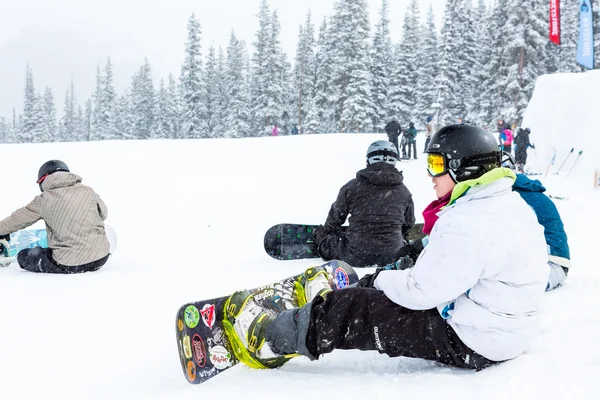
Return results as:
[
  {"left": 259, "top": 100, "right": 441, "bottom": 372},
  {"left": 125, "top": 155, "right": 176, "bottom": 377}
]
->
[
  {"left": 306, "top": 288, "right": 496, "bottom": 370},
  {"left": 314, "top": 226, "right": 398, "bottom": 268},
  {"left": 17, "top": 247, "right": 109, "bottom": 274}
]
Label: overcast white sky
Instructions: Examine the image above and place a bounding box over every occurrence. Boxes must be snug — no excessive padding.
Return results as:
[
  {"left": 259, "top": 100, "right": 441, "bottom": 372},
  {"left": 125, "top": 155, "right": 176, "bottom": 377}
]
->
[{"left": 0, "top": 0, "right": 447, "bottom": 118}]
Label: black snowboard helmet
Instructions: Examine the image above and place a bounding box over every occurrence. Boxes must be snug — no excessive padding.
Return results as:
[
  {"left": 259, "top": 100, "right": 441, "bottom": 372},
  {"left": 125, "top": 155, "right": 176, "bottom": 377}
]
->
[
  {"left": 37, "top": 160, "right": 69, "bottom": 189},
  {"left": 426, "top": 124, "right": 500, "bottom": 182}
]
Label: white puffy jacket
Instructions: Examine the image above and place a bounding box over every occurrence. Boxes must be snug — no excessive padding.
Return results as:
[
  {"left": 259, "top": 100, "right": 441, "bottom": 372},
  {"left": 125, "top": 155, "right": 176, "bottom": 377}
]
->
[{"left": 375, "top": 176, "right": 548, "bottom": 361}]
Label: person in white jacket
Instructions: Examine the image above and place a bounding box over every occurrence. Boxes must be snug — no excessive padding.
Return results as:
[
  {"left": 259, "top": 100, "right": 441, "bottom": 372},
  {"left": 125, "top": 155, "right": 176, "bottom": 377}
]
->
[{"left": 223, "top": 124, "right": 549, "bottom": 371}]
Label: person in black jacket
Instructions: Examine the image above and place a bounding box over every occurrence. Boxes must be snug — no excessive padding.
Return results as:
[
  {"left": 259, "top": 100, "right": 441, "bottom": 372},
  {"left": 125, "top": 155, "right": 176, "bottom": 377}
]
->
[
  {"left": 312, "top": 140, "right": 415, "bottom": 267},
  {"left": 514, "top": 128, "right": 534, "bottom": 172},
  {"left": 384, "top": 118, "right": 401, "bottom": 156}
]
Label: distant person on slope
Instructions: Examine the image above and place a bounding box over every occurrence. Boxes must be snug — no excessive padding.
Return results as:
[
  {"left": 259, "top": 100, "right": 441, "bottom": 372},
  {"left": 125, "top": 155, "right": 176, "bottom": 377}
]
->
[
  {"left": 384, "top": 117, "right": 401, "bottom": 155},
  {"left": 500, "top": 127, "right": 514, "bottom": 153},
  {"left": 312, "top": 140, "right": 415, "bottom": 268},
  {"left": 424, "top": 115, "right": 434, "bottom": 153},
  {"left": 406, "top": 122, "right": 418, "bottom": 159},
  {"left": 514, "top": 128, "right": 534, "bottom": 173},
  {"left": 223, "top": 124, "right": 548, "bottom": 372},
  {"left": 0, "top": 160, "right": 110, "bottom": 274},
  {"left": 272, "top": 125, "right": 279, "bottom": 136}
]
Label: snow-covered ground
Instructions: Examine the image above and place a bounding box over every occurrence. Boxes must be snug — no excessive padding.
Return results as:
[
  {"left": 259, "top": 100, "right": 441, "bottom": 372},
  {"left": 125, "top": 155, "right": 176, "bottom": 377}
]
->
[{"left": 0, "top": 132, "right": 599, "bottom": 399}]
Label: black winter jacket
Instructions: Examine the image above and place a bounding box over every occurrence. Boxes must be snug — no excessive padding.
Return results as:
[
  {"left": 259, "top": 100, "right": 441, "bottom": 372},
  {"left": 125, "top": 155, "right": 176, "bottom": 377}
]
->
[
  {"left": 385, "top": 120, "right": 401, "bottom": 141},
  {"left": 324, "top": 162, "right": 415, "bottom": 256}
]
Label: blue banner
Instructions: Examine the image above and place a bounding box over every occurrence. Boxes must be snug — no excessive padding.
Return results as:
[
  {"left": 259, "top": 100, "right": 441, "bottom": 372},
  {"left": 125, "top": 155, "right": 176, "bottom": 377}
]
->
[{"left": 576, "top": 0, "right": 595, "bottom": 69}]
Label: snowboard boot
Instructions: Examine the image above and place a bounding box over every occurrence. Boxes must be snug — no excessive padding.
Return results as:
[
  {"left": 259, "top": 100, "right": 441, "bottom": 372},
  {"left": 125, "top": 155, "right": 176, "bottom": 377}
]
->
[
  {"left": 223, "top": 291, "right": 297, "bottom": 369},
  {"left": 295, "top": 265, "right": 332, "bottom": 306},
  {"left": 0, "top": 239, "right": 9, "bottom": 257}
]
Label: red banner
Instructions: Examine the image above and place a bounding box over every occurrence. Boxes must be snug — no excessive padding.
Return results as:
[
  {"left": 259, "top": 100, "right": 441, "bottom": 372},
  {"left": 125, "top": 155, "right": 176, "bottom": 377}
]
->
[{"left": 549, "top": 0, "right": 561, "bottom": 45}]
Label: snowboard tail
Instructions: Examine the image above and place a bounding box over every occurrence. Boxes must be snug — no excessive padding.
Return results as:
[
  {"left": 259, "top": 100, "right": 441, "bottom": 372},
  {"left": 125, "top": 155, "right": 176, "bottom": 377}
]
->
[
  {"left": 264, "top": 223, "right": 426, "bottom": 261},
  {"left": 175, "top": 260, "right": 358, "bottom": 384},
  {"left": 264, "top": 224, "right": 320, "bottom": 260}
]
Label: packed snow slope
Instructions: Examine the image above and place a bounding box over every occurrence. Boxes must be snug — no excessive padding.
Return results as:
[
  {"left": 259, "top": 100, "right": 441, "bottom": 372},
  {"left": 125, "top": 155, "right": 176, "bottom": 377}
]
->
[
  {"left": 522, "top": 69, "right": 600, "bottom": 188},
  {"left": 0, "top": 133, "right": 598, "bottom": 399}
]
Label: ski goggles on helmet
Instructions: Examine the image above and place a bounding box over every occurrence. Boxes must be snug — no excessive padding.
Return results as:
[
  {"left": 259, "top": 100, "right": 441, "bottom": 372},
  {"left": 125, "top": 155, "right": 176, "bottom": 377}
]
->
[{"left": 427, "top": 153, "right": 448, "bottom": 177}]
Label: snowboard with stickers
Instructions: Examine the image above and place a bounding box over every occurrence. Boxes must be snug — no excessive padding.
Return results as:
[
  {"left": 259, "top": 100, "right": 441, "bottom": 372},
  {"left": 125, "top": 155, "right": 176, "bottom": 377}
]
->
[{"left": 174, "top": 259, "right": 358, "bottom": 384}]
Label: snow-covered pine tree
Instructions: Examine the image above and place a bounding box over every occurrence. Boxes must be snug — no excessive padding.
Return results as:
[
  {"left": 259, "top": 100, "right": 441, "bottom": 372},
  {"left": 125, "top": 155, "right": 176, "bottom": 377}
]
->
[
  {"left": 224, "top": 32, "right": 250, "bottom": 138},
  {"left": 59, "top": 80, "right": 77, "bottom": 142},
  {"left": 309, "top": 18, "right": 336, "bottom": 133},
  {"left": 153, "top": 79, "right": 171, "bottom": 139},
  {"left": 213, "top": 47, "right": 227, "bottom": 137},
  {"left": 250, "top": 2, "right": 288, "bottom": 136},
  {"left": 73, "top": 105, "right": 85, "bottom": 142},
  {"left": 471, "top": 0, "right": 491, "bottom": 125},
  {"left": 293, "top": 11, "right": 316, "bottom": 133},
  {"left": 433, "top": 0, "right": 462, "bottom": 126},
  {"left": 167, "top": 73, "right": 181, "bottom": 138},
  {"left": 90, "top": 66, "right": 102, "bottom": 141},
  {"left": 180, "top": 13, "right": 207, "bottom": 139},
  {"left": 114, "top": 91, "right": 133, "bottom": 140},
  {"left": 21, "top": 64, "right": 37, "bottom": 143},
  {"left": 499, "top": 0, "right": 548, "bottom": 123},
  {"left": 478, "top": 0, "right": 508, "bottom": 126},
  {"left": 0, "top": 117, "right": 8, "bottom": 143},
  {"left": 42, "top": 87, "right": 57, "bottom": 142},
  {"left": 331, "top": 0, "right": 375, "bottom": 133},
  {"left": 31, "top": 92, "right": 47, "bottom": 142},
  {"left": 389, "top": 2, "right": 422, "bottom": 126},
  {"left": 130, "top": 59, "right": 155, "bottom": 140},
  {"left": 83, "top": 99, "right": 93, "bottom": 141},
  {"left": 453, "top": 0, "right": 478, "bottom": 123},
  {"left": 370, "top": 0, "right": 392, "bottom": 132},
  {"left": 416, "top": 4, "right": 439, "bottom": 125},
  {"left": 204, "top": 45, "right": 220, "bottom": 138}
]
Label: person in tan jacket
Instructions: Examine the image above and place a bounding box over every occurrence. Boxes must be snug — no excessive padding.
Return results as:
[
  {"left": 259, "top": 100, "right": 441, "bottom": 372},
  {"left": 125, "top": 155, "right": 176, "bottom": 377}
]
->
[{"left": 0, "top": 160, "right": 110, "bottom": 273}]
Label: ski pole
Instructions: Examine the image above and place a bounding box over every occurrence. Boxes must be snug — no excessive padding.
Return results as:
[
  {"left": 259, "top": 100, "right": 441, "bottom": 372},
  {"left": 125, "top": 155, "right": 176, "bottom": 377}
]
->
[
  {"left": 567, "top": 150, "right": 583, "bottom": 177},
  {"left": 555, "top": 148, "right": 574, "bottom": 174},
  {"left": 545, "top": 150, "right": 557, "bottom": 178}
]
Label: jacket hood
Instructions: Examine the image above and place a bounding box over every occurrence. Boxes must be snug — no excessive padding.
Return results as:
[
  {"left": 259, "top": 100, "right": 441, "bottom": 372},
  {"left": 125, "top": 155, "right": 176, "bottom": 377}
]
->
[
  {"left": 513, "top": 174, "right": 546, "bottom": 193},
  {"left": 41, "top": 171, "right": 82, "bottom": 191},
  {"left": 357, "top": 162, "right": 404, "bottom": 186}
]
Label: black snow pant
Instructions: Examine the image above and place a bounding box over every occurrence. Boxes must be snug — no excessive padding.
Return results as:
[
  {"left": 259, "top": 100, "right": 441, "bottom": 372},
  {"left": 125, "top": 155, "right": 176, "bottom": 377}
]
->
[
  {"left": 17, "top": 247, "right": 109, "bottom": 274},
  {"left": 388, "top": 137, "right": 399, "bottom": 156},
  {"left": 407, "top": 141, "right": 417, "bottom": 159},
  {"left": 515, "top": 147, "right": 528, "bottom": 165},
  {"left": 423, "top": 137, "right": 431, "bottom": 153},
  {"left": 304, "top": 289, "right": 496, "bottom": 371},
  {"left": 314, "top": 226, "right": 398, "bottom": 268}
]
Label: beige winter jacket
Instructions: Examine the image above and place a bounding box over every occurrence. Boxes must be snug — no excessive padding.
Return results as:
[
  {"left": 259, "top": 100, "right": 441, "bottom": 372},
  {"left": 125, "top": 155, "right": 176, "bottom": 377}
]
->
[{"left": 0, "top": 172, "right": 110, "bottom": 266}]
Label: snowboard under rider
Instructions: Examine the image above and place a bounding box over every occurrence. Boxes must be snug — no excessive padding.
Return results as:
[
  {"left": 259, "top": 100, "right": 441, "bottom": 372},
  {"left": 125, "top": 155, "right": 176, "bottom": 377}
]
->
[
  {"left": 0, "top": 160, "right": 111, "bottom": 274},
  {"left": 223, "top": 124, "right": 548, "bottom": 372},
  {"left": 312, "top": 140, "right": 415, "bottom": 268}
]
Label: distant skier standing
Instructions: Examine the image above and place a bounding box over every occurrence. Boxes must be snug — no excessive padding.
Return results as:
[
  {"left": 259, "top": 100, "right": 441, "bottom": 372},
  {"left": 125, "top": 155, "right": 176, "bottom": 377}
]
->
[
  {"left": 514, "top": 128, "right": 534, "bottom": 172},
  {"left": 384, "top": 117, "right": 401, "bottom": 155},
  {"left": 0, "top": 160, "right": 110, "bottom": 274},
  {"left": 406, "top": 122, "right": 418, "bottom": 159},
  {"left": 311, "top": 140, "right": 415, "bottom": 268},
  {"left": 424, "top": 116, "right": 434, "bottom": 153},
  {"left": 272, "top": 125, "right": 279, "bottom": 136}
]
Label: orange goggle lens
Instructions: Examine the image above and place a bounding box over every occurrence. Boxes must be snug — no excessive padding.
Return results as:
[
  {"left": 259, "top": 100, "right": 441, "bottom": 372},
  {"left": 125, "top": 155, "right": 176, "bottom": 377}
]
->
[{"left": 427, "top": 154, "right": 447, "bottom": 177}]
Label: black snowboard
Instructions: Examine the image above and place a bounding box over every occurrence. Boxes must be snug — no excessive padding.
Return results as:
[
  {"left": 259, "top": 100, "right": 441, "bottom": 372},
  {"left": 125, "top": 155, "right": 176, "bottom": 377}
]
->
[{"left": 264, "top": 223, "right": 425, "bottom": 261}]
